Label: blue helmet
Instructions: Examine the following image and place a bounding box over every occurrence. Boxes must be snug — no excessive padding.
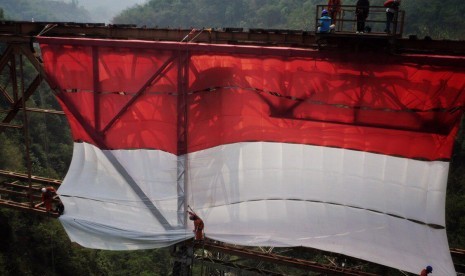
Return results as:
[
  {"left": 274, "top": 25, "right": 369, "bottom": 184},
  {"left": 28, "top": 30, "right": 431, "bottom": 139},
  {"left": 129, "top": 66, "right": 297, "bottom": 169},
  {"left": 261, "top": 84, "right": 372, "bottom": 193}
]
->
[
  {"left": 426, "top": 266, "right": 433, "bottom": 273},
  {"left": 322, "top": 9, "right": 328, "bottom": 16}
]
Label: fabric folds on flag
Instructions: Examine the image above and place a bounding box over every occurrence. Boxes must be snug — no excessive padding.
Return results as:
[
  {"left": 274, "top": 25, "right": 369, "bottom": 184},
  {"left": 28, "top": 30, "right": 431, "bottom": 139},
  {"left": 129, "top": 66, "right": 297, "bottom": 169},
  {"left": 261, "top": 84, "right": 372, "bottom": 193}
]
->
[{"left": 38, "top": 36, "right": 465, "bottom": 275}]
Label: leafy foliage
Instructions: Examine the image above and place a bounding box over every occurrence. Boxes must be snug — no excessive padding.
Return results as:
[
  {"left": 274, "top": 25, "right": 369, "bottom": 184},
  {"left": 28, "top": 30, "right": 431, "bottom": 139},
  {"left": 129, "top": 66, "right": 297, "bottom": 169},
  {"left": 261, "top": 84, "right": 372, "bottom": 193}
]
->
[
  {"left": 402, "top": 0, "right": 465, "bottom": 40},
  {"left": 447, "top": 120, "right": 465, "bottom": 248},
  {"left": 113, "top": 0, "right": 321, "bottom": 30},
  {"left": 0, "top": 0, "right": 91, "bottom": 22},
  {"left": 113, "top": 0, "right": 465, "bottom": 40},
  {"left": 3, "top": 0, "right": 465, "bottom": 40},
  {"left": 0, "top": 208, "right": 172, "bottom": 276},
  {"left": 0, "top": 132, "right": 23, "bottom": 171}
]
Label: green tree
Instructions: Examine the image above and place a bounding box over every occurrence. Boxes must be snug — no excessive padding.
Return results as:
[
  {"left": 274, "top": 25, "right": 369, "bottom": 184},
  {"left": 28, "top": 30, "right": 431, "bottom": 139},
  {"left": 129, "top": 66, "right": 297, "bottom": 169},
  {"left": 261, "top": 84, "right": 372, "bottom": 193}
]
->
[
  {"left": 113, "top": 0, "right": 465, "bottom": 40},
  {"left": 1, "top": 0, "right": 91, "bottom": 22},
  {"left": 0, "top": 133, "right": 23, "bottom": 171}
]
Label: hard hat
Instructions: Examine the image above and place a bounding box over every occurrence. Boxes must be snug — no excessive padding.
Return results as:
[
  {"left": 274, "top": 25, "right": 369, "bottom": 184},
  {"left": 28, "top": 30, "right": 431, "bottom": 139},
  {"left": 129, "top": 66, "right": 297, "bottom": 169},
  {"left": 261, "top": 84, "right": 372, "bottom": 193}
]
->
[
  {"left": 426, "top": 266, "right": 433, "bottom": 273},
  {"left": 41, "top": 187, "right": 46, "bottom": 193},
  {"left": 322, "top": 9, "right": 328, "bottom": 16}
]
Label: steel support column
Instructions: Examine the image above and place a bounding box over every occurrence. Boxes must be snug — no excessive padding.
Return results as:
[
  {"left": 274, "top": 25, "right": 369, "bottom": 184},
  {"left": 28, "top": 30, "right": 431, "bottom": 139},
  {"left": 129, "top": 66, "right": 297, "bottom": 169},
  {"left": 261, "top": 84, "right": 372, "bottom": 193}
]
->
[{"left": 177, "top": 48, "right": 190, "bottom": 227}]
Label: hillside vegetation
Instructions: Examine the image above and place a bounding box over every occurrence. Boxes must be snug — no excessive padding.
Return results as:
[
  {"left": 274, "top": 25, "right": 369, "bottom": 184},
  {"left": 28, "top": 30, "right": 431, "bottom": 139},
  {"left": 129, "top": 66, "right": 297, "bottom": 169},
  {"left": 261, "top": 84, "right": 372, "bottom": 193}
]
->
[
  {"left": 2, "top": 0, "right": 464, "bottom": 40},
  {"left": 113, "top": 0, "right": 465, "bottom": 40},
  {"left": 0, "top": 0, "right": 91, "bottom": 22}
]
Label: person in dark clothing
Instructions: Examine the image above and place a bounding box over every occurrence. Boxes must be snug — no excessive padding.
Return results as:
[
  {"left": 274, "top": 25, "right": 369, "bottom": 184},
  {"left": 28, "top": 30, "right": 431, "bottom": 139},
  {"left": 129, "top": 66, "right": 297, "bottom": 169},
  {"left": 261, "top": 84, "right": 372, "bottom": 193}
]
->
[
  {"left": 385, "top": 0, "right": 401, "bottom": 34},
  {"left": 55, "top": 200, "right": 64, "bottom": 215},
  {"left": 355, "top": 0, "right": 370, "bottom": 33}
]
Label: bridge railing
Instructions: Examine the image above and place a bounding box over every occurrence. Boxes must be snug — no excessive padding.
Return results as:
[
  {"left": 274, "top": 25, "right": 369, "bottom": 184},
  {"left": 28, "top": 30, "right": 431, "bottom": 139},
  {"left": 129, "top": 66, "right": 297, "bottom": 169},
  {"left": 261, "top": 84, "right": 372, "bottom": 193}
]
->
[{"left": 315, "top": 5, "right": 405, "bottom": 37}]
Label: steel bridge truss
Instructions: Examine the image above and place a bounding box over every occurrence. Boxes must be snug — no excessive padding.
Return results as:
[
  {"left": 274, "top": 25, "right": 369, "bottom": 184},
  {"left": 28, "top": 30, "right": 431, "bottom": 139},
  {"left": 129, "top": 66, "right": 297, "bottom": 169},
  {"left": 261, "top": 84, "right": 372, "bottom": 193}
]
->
[{"left": 0, "top": 42, "right": 62, "bottom": 217}]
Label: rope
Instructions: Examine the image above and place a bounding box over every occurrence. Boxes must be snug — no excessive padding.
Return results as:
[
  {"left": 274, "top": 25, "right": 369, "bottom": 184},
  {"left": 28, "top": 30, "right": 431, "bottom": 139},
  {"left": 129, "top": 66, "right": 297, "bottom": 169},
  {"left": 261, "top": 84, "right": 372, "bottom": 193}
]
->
[
  {"left": 37, "top": 24, "right": 57, "bottom": 37},
  {"left": 189, "top": 28, "right": 211, "bottom": 43},
  {"left": 180, "top": 28, "right": 212, "bottom": 43},
  {"left": 180, "top": 29, "right": 197, "bottom": 42}
]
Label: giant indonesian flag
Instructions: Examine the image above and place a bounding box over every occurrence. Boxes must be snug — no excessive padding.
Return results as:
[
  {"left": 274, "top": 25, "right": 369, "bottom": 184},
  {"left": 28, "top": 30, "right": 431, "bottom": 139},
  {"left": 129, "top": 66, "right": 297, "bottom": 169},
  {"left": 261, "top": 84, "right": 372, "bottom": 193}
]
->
[{"left": 37, "top": 36, "right": 465, "bottom": 275}]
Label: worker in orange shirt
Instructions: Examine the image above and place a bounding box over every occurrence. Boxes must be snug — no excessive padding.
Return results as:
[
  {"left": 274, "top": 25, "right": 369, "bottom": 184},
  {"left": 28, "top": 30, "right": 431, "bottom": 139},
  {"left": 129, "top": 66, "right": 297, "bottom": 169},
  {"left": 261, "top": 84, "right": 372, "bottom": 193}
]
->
[
  {"left": 41, "top": 186, "right": 56, "bottom": 212},
  {"left": 188, "top": 211, "right": 204, "bottom": 241}
]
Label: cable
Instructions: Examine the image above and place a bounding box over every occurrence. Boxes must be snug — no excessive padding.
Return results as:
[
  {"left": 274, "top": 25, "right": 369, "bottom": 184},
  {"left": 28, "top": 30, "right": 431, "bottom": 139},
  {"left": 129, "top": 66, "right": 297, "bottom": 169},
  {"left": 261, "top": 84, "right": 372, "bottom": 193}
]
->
[{"left": 37, "top": 24, "right": 58, "bottom": 37}]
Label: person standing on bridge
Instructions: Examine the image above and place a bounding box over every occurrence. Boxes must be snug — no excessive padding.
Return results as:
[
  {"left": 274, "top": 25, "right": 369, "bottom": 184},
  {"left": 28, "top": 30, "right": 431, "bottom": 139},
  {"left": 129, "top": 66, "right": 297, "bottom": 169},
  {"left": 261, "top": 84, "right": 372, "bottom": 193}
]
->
[
  {"left": 41, "top": 186, "right": 56, "bottom": 212},
  {"left": 327, "top": 0, "right": 341, "bottom": 27},
  {"left": 384, "top": 0, "right": 401, "bottom": 34},
  {"left": 355, "top": 0, "right": 370, "bottom": 34}
]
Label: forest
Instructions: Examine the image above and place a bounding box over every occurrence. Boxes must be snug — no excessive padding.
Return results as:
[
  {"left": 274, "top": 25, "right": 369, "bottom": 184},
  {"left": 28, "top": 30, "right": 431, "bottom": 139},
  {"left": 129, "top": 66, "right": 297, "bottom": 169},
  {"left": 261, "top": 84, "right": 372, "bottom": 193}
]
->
[
  {"left": 114, "top": 0, "right": 465, "bottom": 40},
  {"left": 0, "top": 0, "right": 91, "bottom": 22},
  {"left": 0, "top": 0, "right": 464, "bottom": 275}
]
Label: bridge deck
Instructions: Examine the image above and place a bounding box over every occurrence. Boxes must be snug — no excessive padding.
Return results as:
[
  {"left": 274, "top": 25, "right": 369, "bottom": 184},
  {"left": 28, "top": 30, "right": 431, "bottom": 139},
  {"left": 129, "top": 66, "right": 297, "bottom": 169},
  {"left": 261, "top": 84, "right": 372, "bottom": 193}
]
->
[{"left": 0, "top": 21, "right": 464, "bottom": 55}]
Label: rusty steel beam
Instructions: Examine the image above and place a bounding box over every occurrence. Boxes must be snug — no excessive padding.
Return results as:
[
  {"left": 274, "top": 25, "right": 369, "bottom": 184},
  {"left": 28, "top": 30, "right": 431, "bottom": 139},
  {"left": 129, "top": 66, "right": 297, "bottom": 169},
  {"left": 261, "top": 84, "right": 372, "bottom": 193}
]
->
[
  {"left": 0, "top": 170, "right": 61, "bottom": 186},
  {"left": 0, "top": 22, "right": 464, "bottom": 55},
  {"left": 1, "top": 181, "right": 45, "bottom": 192},
  {"left": 0, "top": 22, "right": 315, "bottom": 46},
  {"left": 451, "top": 248, "right": 465, "bottom": 254},
  {"left": 452, "top": 248, "right": 465, "bottom": 273},
  {"left": 0, "top": 85, "right": 14, "bottom": 105},
  {"left": 196, "top": 240, "right": 377, "bottom": 276},
  {"left": 0, "top": 181, "right": 54, "bottom": 208},
  {"left": 22, "top": 107, "right": 64, "bottom": 115},
  {"left": 9, "top": 54, "right": 18, "bottom": 103},
  {"left": 0, "top": 198, "right": 59, "bottom": 218},
  {"left": 0, "top": 187, "right": 32, "bottom": 198},
  {"left": 0, "top": 181, "right": 60, "bottom": 217},
  {"left": 0, "top": 45, "right": 13, "bottom": 73},
  {"left": 194, "top": 255, "right": 285, "bottom": 276},
  {"left": 18, "top": 43, "right": 109, "bottom": 148},
  {"left": 451, "top": 248, "right": 465, "bottom": 262},
  {"left": 0, "top": 107, "right": 64, "bottom": 115},
  {"left": 0, "top": 188, "right": 42, "bottom": 201},
  {"left": 0, "top": 122, "right": 22, "bottom": 129},
  {"left": 2, "top": 74, "right": 43, "bottom": 123},
  {"left": 0, "top": 187, "right": 42, "bottom": 204},
  {"left": 1, "top": 181, "right": 39, "bottom": 189}
]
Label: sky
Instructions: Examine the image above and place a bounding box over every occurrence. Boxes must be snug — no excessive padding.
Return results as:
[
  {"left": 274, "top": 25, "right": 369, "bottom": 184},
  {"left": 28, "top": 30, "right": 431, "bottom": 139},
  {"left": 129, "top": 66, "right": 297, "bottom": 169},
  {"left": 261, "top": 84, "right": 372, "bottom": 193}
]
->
[{"left": 63, "top": 0, "right": 147, "bottom": 23}]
